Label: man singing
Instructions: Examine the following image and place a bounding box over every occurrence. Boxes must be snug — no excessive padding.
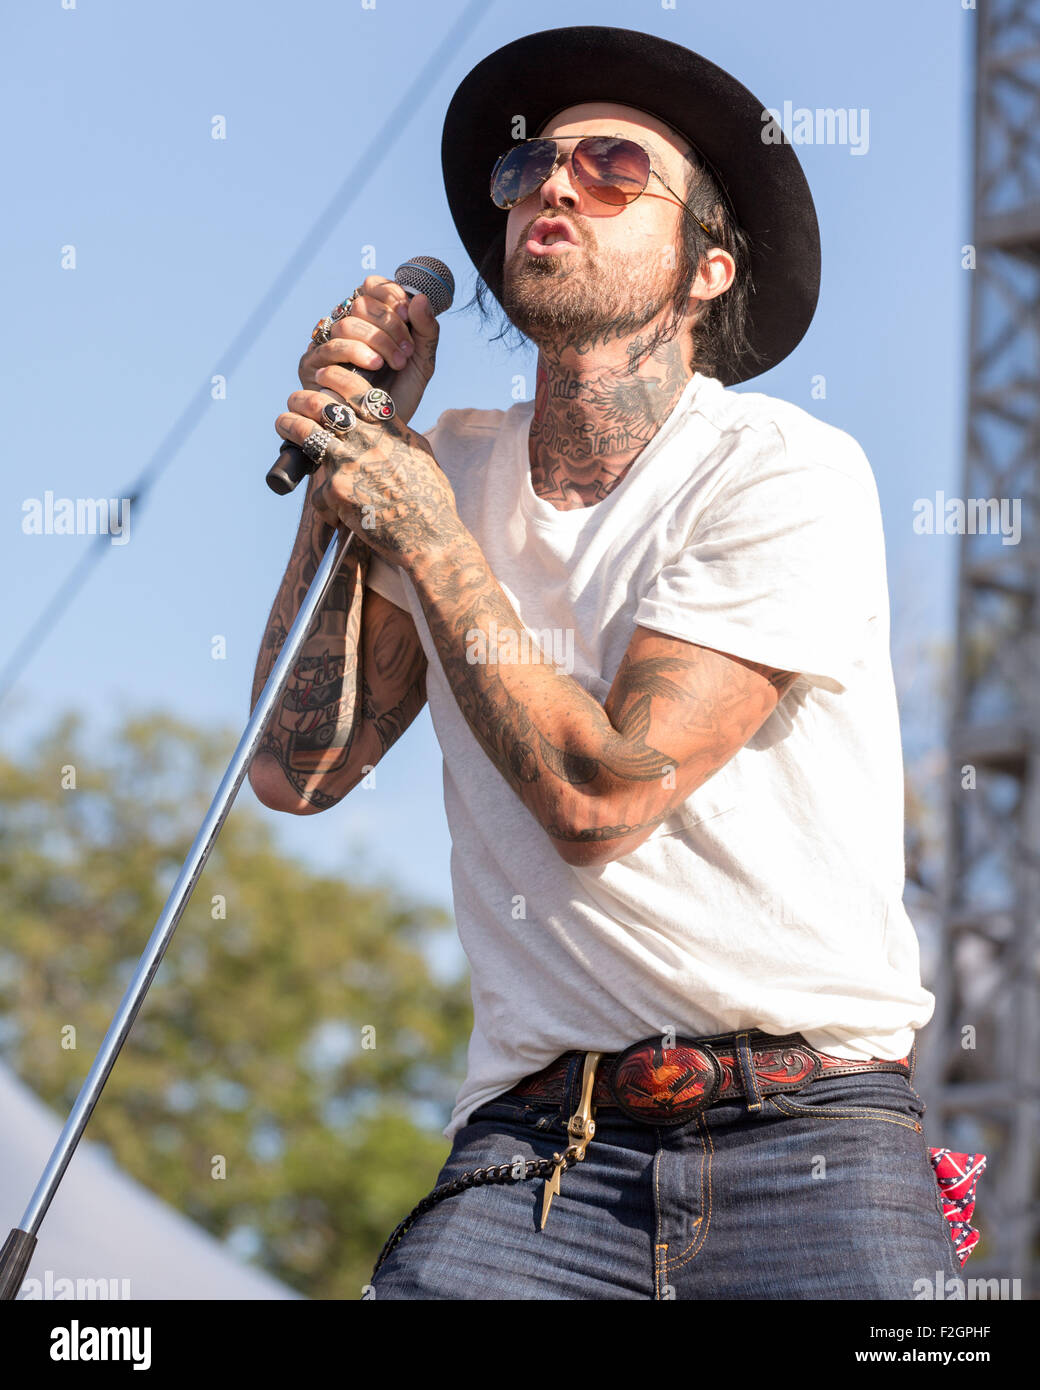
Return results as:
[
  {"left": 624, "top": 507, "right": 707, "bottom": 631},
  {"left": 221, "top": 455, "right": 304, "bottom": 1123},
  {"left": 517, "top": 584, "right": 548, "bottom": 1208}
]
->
[{"left": 249, "top": 27, "right": 958, "bottom": 1299}]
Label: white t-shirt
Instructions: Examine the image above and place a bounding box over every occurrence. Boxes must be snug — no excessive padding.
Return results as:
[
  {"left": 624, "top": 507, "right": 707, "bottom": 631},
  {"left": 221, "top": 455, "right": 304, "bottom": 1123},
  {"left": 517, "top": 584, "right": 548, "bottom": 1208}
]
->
[{"left": 364, "top": 371, "right": 934, "bottom": 1140}]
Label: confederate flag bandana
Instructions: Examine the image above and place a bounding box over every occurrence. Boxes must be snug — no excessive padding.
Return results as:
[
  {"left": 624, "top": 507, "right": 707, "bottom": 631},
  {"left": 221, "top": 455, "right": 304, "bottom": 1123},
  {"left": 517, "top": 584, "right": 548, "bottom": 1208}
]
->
[{"left": 929, "top": 1148, "right": 987, "bottom": 1265}]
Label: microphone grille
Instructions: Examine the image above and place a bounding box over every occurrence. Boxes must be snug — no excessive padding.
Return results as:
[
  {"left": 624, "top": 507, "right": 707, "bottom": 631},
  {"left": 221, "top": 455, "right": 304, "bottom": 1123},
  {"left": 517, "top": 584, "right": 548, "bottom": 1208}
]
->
[{"left": 395, "top": 256, "right": 455, "bottom": 315}]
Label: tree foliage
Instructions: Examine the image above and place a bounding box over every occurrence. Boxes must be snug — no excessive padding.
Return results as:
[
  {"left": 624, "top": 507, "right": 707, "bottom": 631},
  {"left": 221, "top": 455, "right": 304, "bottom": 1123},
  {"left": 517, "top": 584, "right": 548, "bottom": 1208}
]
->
[{"left": 0, "top": 710, "right": 471, "bottom": 1298}]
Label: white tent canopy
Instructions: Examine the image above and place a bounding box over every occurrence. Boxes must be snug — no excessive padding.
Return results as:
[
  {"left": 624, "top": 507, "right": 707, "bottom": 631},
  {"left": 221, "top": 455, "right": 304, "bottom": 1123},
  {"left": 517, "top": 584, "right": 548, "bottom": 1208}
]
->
[{"left": 1, "top": 1064, "right": 299, "bottom": 1300}]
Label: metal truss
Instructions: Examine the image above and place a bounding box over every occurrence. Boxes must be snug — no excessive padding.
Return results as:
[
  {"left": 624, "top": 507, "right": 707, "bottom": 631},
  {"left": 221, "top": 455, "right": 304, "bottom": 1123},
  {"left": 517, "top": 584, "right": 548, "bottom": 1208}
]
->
[{"left": 915, "top": 0, "right": 1040, "bottom": 1298}]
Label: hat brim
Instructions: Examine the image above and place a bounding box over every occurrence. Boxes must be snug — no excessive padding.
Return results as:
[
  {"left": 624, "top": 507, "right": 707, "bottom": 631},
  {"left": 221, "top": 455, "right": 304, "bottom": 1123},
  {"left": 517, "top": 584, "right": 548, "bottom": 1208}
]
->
[{"left": 441, "top": 25, "right": 821, "bottom": 385}]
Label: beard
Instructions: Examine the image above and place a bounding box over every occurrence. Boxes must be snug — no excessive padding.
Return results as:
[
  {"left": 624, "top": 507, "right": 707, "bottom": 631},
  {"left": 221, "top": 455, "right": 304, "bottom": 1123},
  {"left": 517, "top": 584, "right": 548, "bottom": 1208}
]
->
[{"left": 501, "top": 217, "right": 688, "bottom": 351}]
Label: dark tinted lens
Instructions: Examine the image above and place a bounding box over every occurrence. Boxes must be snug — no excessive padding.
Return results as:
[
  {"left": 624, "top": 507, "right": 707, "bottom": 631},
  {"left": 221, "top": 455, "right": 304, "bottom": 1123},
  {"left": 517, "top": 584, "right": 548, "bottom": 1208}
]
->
[
  {"left": 490, "top": 140, "right": 558, "bottom": 208},
  {"left": 572, "top": 136, "right": 650, "bottom": 205}
]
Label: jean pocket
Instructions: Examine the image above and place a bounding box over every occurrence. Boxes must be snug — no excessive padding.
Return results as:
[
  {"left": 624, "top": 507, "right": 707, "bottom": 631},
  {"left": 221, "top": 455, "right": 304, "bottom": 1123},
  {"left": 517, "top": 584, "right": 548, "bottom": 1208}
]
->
[
  {"left": 466, "top": 1092, "right": 561, "bottom": 1131},
  {"left": 763, "top": 1071, "right": 925, "bottom": 1132}
]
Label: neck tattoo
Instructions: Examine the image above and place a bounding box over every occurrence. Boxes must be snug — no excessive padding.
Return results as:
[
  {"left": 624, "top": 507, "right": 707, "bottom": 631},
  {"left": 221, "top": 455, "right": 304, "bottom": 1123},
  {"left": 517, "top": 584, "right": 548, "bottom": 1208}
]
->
[{"left": 528, "top": 331, "right": 692, "bottom": 511}]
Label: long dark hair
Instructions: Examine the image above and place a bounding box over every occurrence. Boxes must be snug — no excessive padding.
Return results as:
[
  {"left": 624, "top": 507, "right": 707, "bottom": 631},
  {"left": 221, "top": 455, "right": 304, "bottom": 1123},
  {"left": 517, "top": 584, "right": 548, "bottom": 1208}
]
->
[{"left": 676, "top": 150, "right": 762, "bottom": 383}]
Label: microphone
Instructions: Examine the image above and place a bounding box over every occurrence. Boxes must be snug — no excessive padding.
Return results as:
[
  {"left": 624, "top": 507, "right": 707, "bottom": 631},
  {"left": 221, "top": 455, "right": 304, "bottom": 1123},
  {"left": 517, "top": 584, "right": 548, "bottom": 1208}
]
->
[{"left": 266, "top": 255, "right": 455, "bottom": 495}]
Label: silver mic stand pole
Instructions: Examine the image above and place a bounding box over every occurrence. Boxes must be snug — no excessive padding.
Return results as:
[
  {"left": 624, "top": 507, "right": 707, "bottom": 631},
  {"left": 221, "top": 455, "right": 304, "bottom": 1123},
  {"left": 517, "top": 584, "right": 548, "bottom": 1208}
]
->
[
  {"left": 0, "top": 523, "right": 355, "bottom": 1300},
  {"left": 0, "top": 252, "right": 454, "bottom": 1301}
]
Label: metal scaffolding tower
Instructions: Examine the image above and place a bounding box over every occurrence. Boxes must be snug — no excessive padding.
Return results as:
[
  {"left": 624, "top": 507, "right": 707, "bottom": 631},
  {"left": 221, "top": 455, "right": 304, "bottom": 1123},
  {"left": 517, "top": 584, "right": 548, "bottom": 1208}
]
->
[{"left": 915, "top": 0, "right": 1040, "bottom": 1297}]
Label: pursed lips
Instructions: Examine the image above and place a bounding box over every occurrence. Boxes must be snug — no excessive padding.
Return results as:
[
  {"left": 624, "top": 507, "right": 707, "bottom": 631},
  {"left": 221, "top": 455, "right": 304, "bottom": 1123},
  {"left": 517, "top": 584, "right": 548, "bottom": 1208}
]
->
[{"left": 525, "top": 216, "right": 581, "bottom": 257}]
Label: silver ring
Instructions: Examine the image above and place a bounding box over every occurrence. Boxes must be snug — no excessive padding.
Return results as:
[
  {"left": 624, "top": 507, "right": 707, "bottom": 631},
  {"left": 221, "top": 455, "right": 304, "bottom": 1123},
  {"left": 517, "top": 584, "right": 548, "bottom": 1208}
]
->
[
  {"left": 311, "top": 316, "right": 334, "bottom": 347},
  {"left": 330, "top": 290, "right": 360, "bottom": 323},
  {"left": 299, "top": 426, "right": 336, "bottom": 468},
  {"left": 310, "top": 288, "right": 359, "bottom": 349},
  {"left": 357, "top": 387, "right": 396, "bottom": 423},
  {"left": 321, "top": 401, "right": 358, "bottom": 436}
]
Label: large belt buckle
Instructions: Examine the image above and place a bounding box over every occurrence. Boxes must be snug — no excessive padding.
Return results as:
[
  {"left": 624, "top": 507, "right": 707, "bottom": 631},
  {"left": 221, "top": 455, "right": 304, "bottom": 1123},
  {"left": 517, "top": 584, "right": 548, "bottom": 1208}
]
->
[{"left": 609, "top": 1036, "right": 721, "bottom": 1126}]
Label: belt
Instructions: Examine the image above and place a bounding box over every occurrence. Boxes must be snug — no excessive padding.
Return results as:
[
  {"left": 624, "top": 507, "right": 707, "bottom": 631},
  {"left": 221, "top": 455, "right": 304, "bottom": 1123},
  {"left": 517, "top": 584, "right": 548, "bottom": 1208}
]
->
[
  {"left": 371, "top": 1031, "right": 918, "bottom": 1259},
  {"left": 509, "top": 1030, "right": 913, "bottom": 1126}
]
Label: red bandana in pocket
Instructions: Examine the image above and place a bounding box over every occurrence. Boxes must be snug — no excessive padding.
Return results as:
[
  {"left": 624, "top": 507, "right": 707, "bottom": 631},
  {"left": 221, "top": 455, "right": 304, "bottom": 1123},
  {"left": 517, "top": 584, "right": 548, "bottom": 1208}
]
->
[{"left": 929, "top": 1148, "right": 987, "bottom": 1265}]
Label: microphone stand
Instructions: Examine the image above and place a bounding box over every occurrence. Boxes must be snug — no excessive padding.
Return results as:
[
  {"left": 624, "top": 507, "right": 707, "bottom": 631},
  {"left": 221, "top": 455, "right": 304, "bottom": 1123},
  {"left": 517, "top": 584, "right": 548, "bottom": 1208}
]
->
[{"left": 0, "top": 523, "right": 356, "bottom": 1300}]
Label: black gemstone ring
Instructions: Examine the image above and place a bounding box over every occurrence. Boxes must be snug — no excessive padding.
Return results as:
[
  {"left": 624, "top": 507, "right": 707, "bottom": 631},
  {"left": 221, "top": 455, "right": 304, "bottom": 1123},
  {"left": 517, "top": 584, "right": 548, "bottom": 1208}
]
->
[{"left": 321, "top": 402, "right": 358, "bottom": 436}]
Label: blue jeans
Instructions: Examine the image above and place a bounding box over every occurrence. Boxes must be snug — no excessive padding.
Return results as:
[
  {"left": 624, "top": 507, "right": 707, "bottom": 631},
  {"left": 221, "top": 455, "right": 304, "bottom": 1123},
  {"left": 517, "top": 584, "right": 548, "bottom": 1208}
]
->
[{"left": 371, "top": 1051, "right": 961, "bottom": 1300}]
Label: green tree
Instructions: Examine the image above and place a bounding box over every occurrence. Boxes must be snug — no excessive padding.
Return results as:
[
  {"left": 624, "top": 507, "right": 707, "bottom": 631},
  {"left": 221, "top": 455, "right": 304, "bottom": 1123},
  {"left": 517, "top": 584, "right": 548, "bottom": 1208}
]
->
[{"left": 0, "top": 710, "right": 471, "bottom": 1298}]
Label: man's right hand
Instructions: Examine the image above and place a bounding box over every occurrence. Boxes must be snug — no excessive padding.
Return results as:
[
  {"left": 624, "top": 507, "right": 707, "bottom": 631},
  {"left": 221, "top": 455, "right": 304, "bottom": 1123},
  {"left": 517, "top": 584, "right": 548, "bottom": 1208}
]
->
[{"left": 297, "top": 274, "right": 440, "bottom": 427}]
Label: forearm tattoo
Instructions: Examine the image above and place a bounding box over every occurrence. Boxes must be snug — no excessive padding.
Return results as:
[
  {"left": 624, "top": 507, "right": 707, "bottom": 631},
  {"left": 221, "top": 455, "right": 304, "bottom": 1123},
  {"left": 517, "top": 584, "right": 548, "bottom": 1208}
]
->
[
  {"left": 407, "top": 526, "right": 682, "bottom": 843},
  {"left": 359, "top": 613, "right": 428, "bottom": 758},
  {"left": 251, "top": 508, "right": 369, "bottom": 808},
  {"left": 406, "top": 531, "right": 797, "bottom": 850}
]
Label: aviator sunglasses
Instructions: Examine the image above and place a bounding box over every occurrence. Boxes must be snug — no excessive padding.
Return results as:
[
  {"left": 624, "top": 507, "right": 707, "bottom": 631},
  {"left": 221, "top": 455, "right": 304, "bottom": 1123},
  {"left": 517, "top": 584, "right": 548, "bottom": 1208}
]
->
[{"left": 489, "top": 134, "right": 714, "bottom": 238}]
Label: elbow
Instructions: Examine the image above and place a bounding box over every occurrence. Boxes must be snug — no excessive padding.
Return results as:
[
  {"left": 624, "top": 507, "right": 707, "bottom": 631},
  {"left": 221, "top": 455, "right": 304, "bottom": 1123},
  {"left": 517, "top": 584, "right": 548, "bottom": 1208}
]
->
[
  {"left": 553, "top": 832, "right": 643, "bottom": 869},
  {"left": 547, "top": 791, "right": 658, "bottom": 868},
  {"left": 546, "top": 803, "right": 616, "bottom": 869},
  {"left": 553, "top": 837, "right": 613, "bottom": 869},
  {"left": 248, "top": 756, "right": 330, "bottom": 816}
]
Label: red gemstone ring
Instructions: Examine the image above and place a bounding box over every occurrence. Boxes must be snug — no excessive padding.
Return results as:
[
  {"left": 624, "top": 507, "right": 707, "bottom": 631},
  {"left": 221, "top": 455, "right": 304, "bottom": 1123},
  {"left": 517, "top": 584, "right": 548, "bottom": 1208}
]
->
[{"left": 359, "top": 387, "right": 396, "bottom": 423}]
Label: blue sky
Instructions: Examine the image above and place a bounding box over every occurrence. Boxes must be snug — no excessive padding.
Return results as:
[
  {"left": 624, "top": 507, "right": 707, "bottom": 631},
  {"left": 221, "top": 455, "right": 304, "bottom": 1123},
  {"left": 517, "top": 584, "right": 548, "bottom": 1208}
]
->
[{"left": 2, "top": 0, "right": 973, "bottom": 929}]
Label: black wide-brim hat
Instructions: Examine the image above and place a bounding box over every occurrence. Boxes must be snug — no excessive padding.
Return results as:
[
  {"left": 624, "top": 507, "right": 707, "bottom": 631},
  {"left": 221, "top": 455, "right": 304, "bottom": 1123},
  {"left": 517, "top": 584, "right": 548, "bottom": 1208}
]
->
[{"left": 441, "top": 25, "right": 821, "bottom": 385}]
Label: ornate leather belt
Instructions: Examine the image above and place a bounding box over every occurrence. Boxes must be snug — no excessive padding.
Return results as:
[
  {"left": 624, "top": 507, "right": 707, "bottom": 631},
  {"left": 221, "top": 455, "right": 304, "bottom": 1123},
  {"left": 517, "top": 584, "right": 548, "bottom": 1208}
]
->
[{"left": 508, "top": 1031, "right": 913, "bottom": 1126}]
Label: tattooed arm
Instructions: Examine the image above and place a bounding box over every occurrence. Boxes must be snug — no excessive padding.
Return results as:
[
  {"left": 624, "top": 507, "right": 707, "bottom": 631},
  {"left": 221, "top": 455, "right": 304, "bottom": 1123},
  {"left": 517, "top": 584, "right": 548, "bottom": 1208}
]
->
[
  {"left": 247, "top": 475, "right": 427, "bottom": 815},
  {"left": 406, "top": 522, "right": 798, "bottom": 868},
  {"left": 271, "top": 365, "right": 796, "bottom": 852}
]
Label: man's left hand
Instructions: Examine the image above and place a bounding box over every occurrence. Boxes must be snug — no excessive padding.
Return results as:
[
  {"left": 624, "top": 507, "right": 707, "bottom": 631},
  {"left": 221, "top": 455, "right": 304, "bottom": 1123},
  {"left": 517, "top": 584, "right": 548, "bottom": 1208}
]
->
[{"left": 274, "top": 362, "right": 461, "bottom": 568}]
